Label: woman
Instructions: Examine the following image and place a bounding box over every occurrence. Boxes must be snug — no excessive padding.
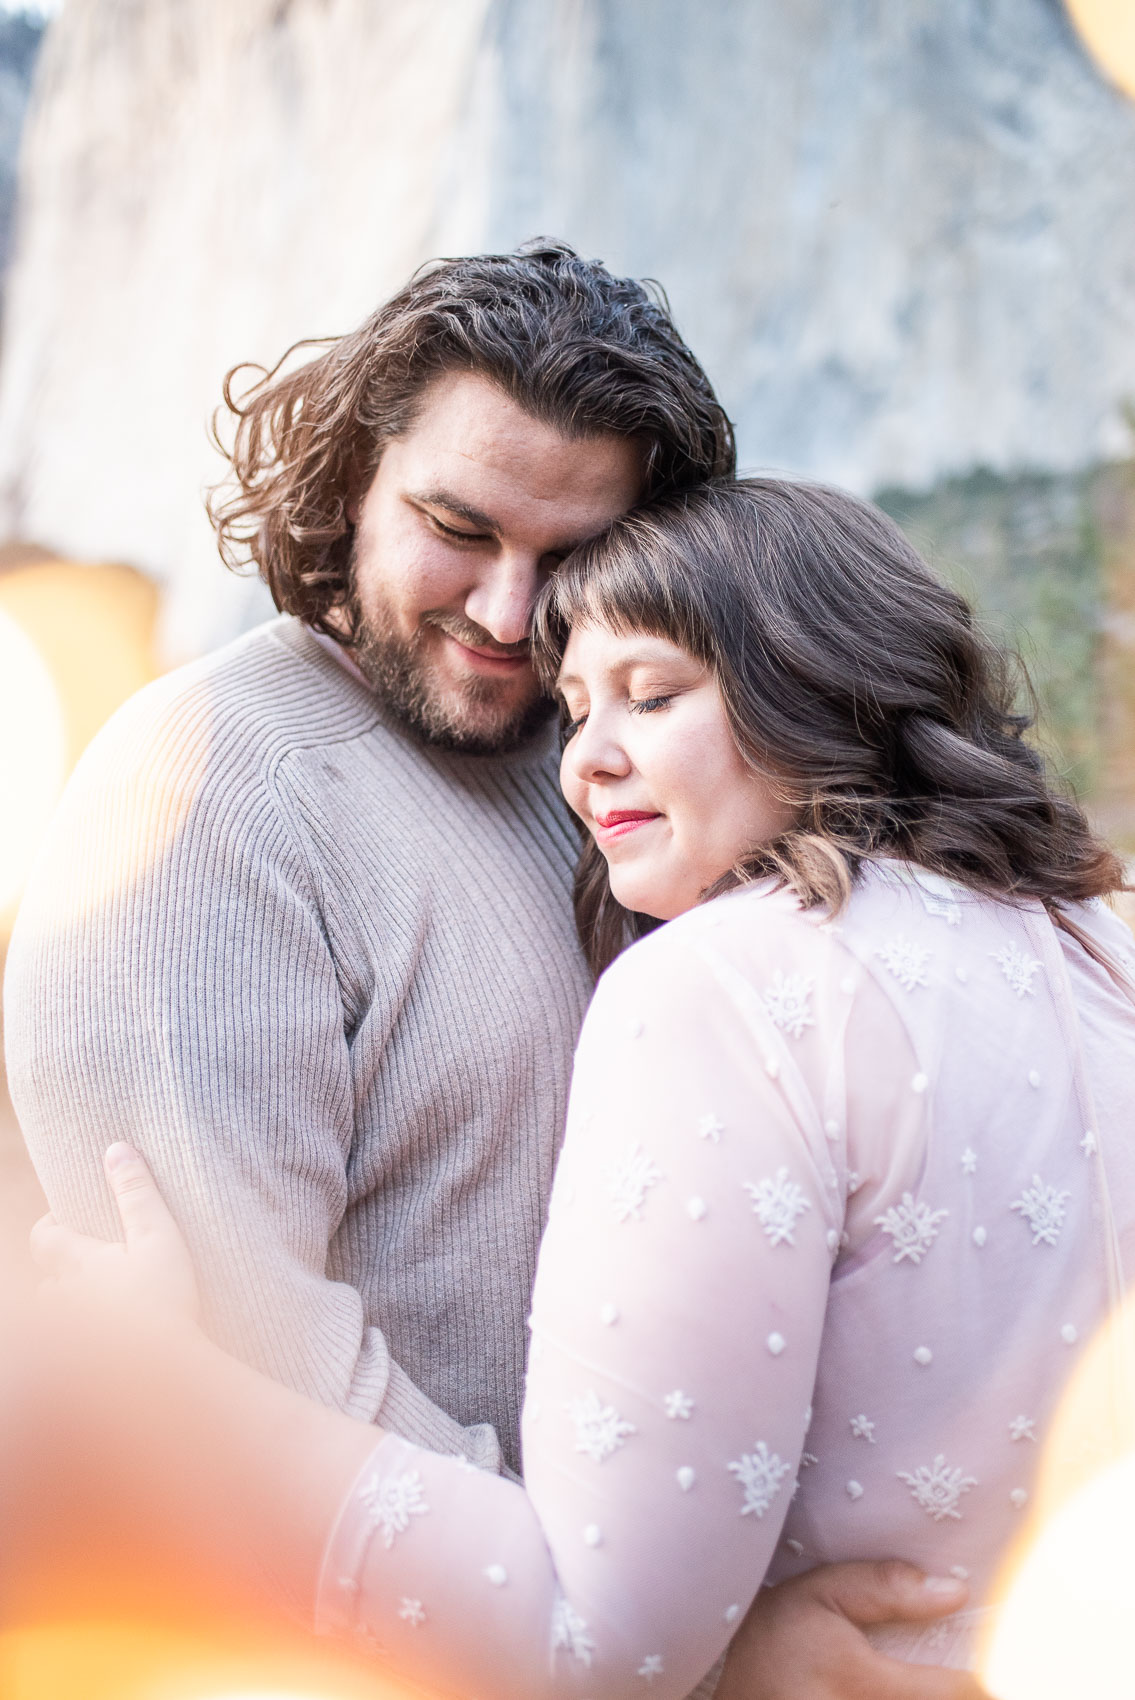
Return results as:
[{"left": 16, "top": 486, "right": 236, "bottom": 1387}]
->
[{"left": 28, "top": 478, "right": 1135, "bottom": 1698}]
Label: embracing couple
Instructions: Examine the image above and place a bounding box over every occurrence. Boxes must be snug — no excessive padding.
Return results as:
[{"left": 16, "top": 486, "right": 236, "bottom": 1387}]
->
[{"left": 7, "top": 240, "right": 1135, "bottom": 1700}]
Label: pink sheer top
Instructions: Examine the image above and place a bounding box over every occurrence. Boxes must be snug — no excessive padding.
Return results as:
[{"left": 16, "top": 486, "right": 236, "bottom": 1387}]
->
[{"left": 317, "top": 863, "right": 1135, "bottom": 1698}]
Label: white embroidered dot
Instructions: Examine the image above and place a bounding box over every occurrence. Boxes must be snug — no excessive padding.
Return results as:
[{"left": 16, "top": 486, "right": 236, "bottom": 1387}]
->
[
  {"left": 767, "top": 1331, "right": 787, "bottom": 1356},
  {"left": 485, "top": 1565, "right": 508, "bottom": 1586},
  {"left": 961, "top": 1148, "right": 978, "bottom": 1175},
  {"left": 1028, "top": 1069, "right": 1041, "bottom": 1088},
  {"left": 785, "top": 1536, "right": 805, "bottom": 1556},
  {"left": 955, "top": 966, "right": 968, "bottom": 983},
  {"left": 950, "top": 1565, "right": 970, "bottom": 1581},
  {"left": 914, "top": 1346, "right": 933, "bottom": 1366},
  {"left": 826, "top": 1228, "right": 840, "bottom": 1251},
  {"left": 1061, "top": 1323, "right": 1078, "bottom": 1344},
  {"left": 398, "top": 1596, "right": 426, "bottom": 1626},
  {"left": 1009, "top": 1415, "right": 1037, "bottom": 1442},
  {"left": 846, "top": 1479, "right": 864, "bottom": 1500},
  {"left": 824, "top": 1118, "right": 840, "bottom": 1139},
  {"left": 1010, "top": 1488, "right": 1029, "bottom": 1509},
  {"left": 724, "top": 1604, "right": 741, "bottom": 1625},
  {"left": 911, "top": 1072, "right": 929, "bottom": 1094},
  {"left": 338, "top": 1575, "right": 359, "bottom": 1595},
  {"left": 600, "top": 1302, "right": 619, "bottom": 1326},
  {"left": 676, "top": 1466, "right": 696, "bottom": 1492},
  {"left": 687, "top": 1196, "right": 707, "bottom": 1221},
  {"left": 583, "top": 1524, "right": 603, "bottom": 1547},
  {"left": 973, "top": 1226, "right": 987, "bottom": 1247},
  {"left": 840, "top": 976, "right": 856, "bottom": 995},
  {"left": 1081, "top": 1129, "right": 1098, "bottom": 1158}
]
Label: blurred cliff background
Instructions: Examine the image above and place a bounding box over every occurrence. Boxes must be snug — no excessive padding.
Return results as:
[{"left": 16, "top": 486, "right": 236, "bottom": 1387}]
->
[{"left": 1, "top": 0, "right": 1135, "bottom": 1242}]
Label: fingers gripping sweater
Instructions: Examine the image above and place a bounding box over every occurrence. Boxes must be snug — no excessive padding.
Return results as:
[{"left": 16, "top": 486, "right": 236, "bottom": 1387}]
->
[{"left": 4, "top": 616, "right": 592, "bottom": 1475}]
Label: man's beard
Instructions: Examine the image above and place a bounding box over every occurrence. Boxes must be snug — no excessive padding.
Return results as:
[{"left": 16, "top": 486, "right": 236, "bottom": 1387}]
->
[{"left": 344, "top": 591, "right": 555, "bottom": 756}]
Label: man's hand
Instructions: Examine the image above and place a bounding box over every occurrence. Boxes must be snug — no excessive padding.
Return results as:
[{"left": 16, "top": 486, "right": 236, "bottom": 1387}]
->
[{"left": 716, "top": 1561, "right": 991, "bottom": 1700}]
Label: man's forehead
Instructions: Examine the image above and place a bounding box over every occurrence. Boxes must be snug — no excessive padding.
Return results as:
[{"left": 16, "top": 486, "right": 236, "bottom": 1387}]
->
[{"left": 393, "top": 376, "right": 643, "bottom": 532}]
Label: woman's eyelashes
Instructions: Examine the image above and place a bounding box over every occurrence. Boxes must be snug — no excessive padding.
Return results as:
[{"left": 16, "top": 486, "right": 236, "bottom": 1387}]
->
[
  {"left": 559, "top": 709, "right": 587, "bottom": 746},
  {"left": 559, "top": 691, "right": 675, "bottom": 744}
]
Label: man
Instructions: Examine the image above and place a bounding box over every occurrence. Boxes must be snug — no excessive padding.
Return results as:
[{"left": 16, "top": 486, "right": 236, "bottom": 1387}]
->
[{"left": 5, "top": 240, "right": 980, "bottom": 1697}]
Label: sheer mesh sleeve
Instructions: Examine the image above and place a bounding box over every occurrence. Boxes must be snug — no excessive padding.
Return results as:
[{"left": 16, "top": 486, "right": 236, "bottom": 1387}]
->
[{"left": 318, "top": 894, "right": 854, "bottom": 1699}]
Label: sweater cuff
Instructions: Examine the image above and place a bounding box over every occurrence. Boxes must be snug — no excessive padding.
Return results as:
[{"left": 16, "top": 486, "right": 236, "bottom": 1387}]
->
[{"left": 377, "top": 1357, "right": 503, "bottom": 1474}]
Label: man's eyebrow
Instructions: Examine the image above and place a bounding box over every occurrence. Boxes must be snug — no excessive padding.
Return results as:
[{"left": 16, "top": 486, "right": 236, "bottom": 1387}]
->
[{"left": 407, "top": 489, "right": 499, "bottom": 532}]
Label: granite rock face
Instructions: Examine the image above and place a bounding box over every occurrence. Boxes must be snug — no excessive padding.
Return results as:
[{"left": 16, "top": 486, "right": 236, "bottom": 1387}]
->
[{"left": 0, "top": 0, "right": 1133, "bottom": 654}]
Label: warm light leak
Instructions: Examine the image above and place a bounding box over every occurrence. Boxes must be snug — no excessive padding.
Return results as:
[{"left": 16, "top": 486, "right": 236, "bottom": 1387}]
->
[
  {"left": 0, "top": 608, "right": 66, "bottom": 913},
  {"left": 0, "top": 1619, "right": 412, "bottom": 1700},
  {"left": 978, "top": 1294, "right": 1135, "bottom": 1697},
  {"left": 1065, "top": 0, "right": 1135, "bottom": 99},
  {"left": 0, "top": 559, "right": 161, "bottom": 933}
]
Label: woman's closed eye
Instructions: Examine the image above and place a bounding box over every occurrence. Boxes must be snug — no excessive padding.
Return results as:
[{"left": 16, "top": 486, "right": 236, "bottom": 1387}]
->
[
  {"left": 559, "top": 710, "right": 587, "bottom": 746},
  {"left": 629, "top": 694, "right": 674, "bottom": 715}
]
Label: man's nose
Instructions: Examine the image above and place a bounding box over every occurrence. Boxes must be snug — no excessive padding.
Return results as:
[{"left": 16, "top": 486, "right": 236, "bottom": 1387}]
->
[{"left": 462, "top": 552, "right": 541, "bottom": 648}]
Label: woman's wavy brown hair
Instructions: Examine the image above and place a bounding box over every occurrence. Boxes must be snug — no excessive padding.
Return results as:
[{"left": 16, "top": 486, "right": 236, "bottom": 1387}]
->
[
  {"left": 208, "top": 240, "right": 735, "bottom": 641},
  {"left": 532, "top": 478, "right": 1126, "bottom": 976}
]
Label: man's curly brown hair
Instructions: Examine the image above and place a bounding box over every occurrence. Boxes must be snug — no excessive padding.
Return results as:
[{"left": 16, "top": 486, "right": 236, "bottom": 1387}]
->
[{"left": 208, "top": 239, "right": 736, "bottom": 645}]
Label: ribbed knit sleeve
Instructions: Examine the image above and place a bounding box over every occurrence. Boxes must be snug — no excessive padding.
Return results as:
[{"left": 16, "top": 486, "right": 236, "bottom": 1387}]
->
[{"left": 4, "top": 639, "right": 500, "bottom": 1467}]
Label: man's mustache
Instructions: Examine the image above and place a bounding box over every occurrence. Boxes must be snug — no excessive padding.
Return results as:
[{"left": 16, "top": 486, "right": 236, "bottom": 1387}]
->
[{"left": 422, "top": 612, "right": 531, "bottom": 660}]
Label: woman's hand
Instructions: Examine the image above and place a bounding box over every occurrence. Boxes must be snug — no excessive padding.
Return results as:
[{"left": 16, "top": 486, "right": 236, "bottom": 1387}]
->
[{"left": 30, "top": 1142, "right": 202, "bottom": 1328}]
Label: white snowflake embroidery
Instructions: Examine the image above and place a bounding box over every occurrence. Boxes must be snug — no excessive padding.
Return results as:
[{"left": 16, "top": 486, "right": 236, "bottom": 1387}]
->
[
  {"left": 991, "top": 941, "right": 1042, "bottom": 999},
  {"left": 1009, "top": 1415, "right": 1037, "bottom": 1442},
  {"left": 897, "top": 1454, "right": 978, "bottom": 1521},
  {"left": 728, "top": 1442, "right": 794, "bottom": 1518},
  {"left": 698, "top": 1113, "right": 724, "bottom": 1142},
  {"left": 608, "top": 1144, "right": 663, "bottom": 1222},
  {"left": 876, "top": 935, "right": 932, "bottom": 991},
  {"left": 638, "top": 1654, "right": 665, "bottom": 1682},
  {"left": 358, "top": 1468, "right": 430, "bottom": 1549},
  {"left": 569, "top": 1390, "right": 636, "bottom": 1463},
  {"left": 961, "top": 1148, "right": 977, "bottom": 1175},
  {"left": 744, "top": 1167, "right": 812, "bottom": 1246},
  {"left": 551, "top": 1596, "right": 595, "bottom": 1666},
  {"left": 1011, "top": 1174, "right": 1071, "bottom": 1246},
  {"left": 763, "top": 971, "right": 815, "bottom": 1038},
  {"left": 1081, "top": 1129, "right": 1098, "bottom": 1158},
  {"left": 664, "top": 1390, "right": 695, "bottom": 1420},
  {"left": 398, "top": 1598, "right": 425, "bottom": 1626},
  {"left": 850, "top": 1414, "right": 876, "bottom": 1443},
  {"left": 874, "top": 1192, "right": 949, "bottom": 1264}
]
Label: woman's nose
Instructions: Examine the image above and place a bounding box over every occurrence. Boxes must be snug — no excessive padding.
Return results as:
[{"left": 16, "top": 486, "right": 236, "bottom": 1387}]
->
[{"left": 567, "top": 711, "right": 632, "bottom": 784}]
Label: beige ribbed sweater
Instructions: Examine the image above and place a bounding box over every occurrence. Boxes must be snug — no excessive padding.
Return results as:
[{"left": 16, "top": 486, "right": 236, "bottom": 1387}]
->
[{"left": 5, "top": 616, "right": 592, "bottom": 1476}]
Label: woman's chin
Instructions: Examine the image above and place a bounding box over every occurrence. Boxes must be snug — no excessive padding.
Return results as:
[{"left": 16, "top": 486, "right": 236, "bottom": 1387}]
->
[{"left": 608, "top": 874, "right": 688, "bottom": 925}]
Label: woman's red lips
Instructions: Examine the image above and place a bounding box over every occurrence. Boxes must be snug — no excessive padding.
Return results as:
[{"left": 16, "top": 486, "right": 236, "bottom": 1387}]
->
[{"left": 595, "top": 810, "right": 660, "bottom": 827}]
